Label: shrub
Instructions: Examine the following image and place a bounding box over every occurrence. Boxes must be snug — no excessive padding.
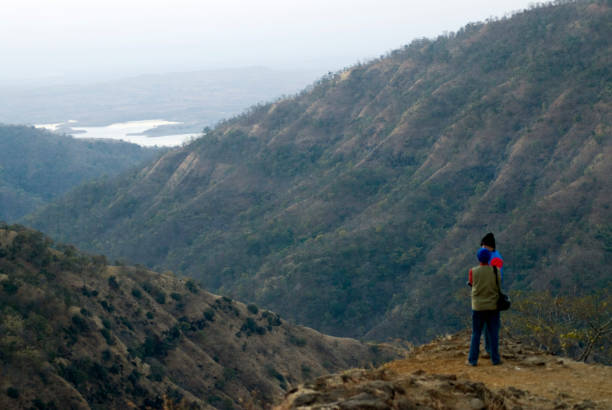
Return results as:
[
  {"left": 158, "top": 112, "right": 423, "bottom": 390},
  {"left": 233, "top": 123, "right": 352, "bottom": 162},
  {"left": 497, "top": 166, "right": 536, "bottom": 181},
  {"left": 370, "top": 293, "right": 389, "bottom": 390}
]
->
[
  {"left": 131, "top": 288, "right": 143, "bottom": 299},
  {"left": 241, "top": 317, "right": 266, "bottom": 336},
  {"left": 2, "top": 281, "right": 19, "bottom": 295},
  {"left": 32, "top": 398, "right": 59, "bottom": 409},
  {"left": 6, "top": 387, "right": 19, "bottom": 398},
  {"left": 155, "top": 292, "right": 166, "bottom": 305},
  {"left": 170, "top": 292, "right": 182, "bottom": 301},
  {"left": 185, "top": 280, "right": 199, "bottom": 294},
  {"left": 137, "top": 335, "right": 172, "bottom": 359},
  {"left": 203, "top": 309, "right": 215, "bottom": 321},
  {"left": 101, "top": 350, "right": 112, "bottom": 362},
  {"left": 100, "top": 300, "right": 114, "bottom": 313},
  {"left": 71, "top": 315, "right": 89, "bottom": 332},
  {"left": 288, "top": 334, "right": 307, "bottom": 347},
  {"left": 148, "top": 360, "right": 165, "bottom": 382},
  {"left": 119, "top": 316, "right": 134, "bottom": 330},
  {"left": 108, "top": 276, "right": 119, "bottom": 290},
  {"left": 262, "top": 311, "right": 282, "bottom": 327},
  {"left": 143, "top": 282, "right": 167, "bottom": 304},
  {"left": 100, "top": 328, "right": 115, "bottom": 345},
  {"left": 247, "top": 304, "right": 259, "bottom": 315},
  {"left": 266, "top": 366, "right": 286, "bottom": 388}
]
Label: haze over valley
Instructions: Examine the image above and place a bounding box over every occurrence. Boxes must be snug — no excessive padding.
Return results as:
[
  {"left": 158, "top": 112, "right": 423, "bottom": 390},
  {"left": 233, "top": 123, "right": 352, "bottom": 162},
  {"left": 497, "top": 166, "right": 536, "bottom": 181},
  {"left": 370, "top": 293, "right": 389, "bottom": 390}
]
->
[{"left": 1, "top": 1, "right": 610, "bottom": 409}]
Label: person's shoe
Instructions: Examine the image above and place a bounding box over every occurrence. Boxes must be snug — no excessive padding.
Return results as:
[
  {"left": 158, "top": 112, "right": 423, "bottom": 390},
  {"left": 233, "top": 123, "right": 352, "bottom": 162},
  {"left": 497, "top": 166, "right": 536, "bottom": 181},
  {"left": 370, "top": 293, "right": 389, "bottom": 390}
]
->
[
  {"left": 467, "top": 361, "right": 477, "bottom": 367},
  {"left": 492, "top": 361, "right": 503, "bottom": 366}
]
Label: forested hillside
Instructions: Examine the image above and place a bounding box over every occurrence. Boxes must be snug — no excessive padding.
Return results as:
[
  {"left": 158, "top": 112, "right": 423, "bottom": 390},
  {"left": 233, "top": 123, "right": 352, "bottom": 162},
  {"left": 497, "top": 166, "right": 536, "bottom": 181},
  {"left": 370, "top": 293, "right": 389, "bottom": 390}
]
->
[
  {"left": 0, "top": 225, "right": 394, "bottom": 409},
  {"left": 27, "top": 0, "right": 611, "bottom": 342},
  {"left": 0, "top": 125, "right": 163, "bottom": 221}
]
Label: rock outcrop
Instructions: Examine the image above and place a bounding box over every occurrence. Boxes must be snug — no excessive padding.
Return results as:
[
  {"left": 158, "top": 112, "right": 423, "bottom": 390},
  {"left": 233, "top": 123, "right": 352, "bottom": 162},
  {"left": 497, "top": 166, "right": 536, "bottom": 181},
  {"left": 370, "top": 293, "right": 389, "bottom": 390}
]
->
[{"left": 277, "top": 332, "right": 612, "bottom": 409}]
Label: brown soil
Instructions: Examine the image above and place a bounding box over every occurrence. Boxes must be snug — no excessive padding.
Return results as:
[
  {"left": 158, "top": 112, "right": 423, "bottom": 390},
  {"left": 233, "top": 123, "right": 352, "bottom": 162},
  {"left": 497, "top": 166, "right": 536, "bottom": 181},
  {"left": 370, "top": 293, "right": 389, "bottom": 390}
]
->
[
  {"left": 385, "top": 331, "right": 612, "bottom": 409},
  {"left": 276, "top": 331, "right": 612, "bottom": 409}
]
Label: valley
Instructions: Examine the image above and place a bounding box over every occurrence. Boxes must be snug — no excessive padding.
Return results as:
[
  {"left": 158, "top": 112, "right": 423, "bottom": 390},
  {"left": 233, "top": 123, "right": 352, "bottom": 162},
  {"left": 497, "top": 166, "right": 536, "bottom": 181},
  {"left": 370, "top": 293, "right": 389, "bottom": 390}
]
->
[{"left": 0, "top": 1, "right": 610, "bottom": 408}]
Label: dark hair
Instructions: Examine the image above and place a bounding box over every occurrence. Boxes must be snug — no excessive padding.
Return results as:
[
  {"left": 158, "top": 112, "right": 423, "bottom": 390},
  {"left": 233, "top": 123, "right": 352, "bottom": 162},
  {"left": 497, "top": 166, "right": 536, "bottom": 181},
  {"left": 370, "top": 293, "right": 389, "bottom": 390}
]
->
[{"left": 480, "top": 232, "right": 496, "bottom": 250}]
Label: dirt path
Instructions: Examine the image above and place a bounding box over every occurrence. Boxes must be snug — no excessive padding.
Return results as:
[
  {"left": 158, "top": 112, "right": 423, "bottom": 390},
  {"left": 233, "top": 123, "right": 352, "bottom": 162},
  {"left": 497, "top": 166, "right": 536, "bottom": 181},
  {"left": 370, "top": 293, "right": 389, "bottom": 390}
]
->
[{"left": 384, "top": 332, "right": 612, "bottom": 409}]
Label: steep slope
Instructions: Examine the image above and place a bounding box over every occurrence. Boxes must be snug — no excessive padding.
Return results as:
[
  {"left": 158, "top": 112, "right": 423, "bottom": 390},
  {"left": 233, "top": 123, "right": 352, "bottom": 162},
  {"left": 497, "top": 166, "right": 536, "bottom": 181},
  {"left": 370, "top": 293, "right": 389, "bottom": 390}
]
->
[
  {"left": 0, "top": 124, "right": 163, "bottom": 221},
  {"left": 27, "top": 1, "right": 612, "bottom": 341},
  {"left": 0, "top": 225, "right": 397, "bottom": 409},
  {"left": 277, "top": 332, "right": 612, "bottom": 409}
]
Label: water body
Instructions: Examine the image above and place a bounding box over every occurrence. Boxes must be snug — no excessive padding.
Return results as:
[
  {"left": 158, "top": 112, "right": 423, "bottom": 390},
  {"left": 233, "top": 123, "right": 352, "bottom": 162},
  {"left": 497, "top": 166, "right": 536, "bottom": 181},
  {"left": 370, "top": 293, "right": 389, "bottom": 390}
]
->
[{"left": 36, "top": 119, "right": 198, "bottom": 147}]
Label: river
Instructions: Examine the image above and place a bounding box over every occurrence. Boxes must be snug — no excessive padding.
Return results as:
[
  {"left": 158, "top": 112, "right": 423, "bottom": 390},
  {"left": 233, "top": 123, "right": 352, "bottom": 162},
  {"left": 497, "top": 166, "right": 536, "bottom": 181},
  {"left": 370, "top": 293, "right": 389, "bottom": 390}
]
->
[{"left": 35, "top": 119, "right": 198, "bottom": 147}]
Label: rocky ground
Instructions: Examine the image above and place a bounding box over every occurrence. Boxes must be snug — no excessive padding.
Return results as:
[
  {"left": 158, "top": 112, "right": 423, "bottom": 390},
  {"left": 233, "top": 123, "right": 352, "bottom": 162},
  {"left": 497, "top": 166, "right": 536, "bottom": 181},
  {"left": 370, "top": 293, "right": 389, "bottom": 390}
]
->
[{"left": 276, "top": 331, "right": 612, "bottom": 409}]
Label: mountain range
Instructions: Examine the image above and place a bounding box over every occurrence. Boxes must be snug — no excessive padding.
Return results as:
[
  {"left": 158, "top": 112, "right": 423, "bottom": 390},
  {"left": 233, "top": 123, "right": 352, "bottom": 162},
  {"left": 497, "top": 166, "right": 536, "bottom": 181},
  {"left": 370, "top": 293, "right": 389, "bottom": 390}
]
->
[{"left": 25, "top": 0, "right": 611, "bottom": 344}]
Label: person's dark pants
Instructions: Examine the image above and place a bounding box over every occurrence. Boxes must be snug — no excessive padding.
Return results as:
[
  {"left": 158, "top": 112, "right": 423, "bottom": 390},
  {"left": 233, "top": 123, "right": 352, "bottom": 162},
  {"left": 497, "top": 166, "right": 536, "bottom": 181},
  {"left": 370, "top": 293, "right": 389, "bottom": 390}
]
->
[
  {"left": 484, "top": 323, "right": 491, "bottom": 354},
  {"left": 468, "top": 309, "right": 500, "bottom": 365}
]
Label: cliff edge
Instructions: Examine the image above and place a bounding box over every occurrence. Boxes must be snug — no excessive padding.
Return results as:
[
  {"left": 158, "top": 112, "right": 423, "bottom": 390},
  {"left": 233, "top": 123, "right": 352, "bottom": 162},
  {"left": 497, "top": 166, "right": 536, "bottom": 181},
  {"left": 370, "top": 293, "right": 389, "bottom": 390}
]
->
[{"left": 277, "top": 331, "right": 612, "bottom": 409}]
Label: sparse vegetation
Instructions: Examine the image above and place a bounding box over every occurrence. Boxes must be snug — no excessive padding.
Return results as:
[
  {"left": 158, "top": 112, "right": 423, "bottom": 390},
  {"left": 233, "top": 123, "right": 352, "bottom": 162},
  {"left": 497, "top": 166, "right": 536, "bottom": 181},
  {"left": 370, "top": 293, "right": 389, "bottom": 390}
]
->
[
  {"left": 506, "top": 289, "right": 612, "bottom": 364},
  {"left": 0, "top": 223, "right": 397, "bottom": 407},
  {"left": 24, "top": 0, "right": 612, "bottom": 344}
]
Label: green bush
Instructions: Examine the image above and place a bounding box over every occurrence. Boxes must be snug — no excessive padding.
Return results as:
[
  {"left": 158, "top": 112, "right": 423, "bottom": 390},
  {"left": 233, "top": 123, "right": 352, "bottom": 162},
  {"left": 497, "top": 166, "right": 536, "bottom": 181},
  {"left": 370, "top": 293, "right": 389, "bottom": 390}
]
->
[
  {"left": 185, "top": 280, "right": 199, "bottom": 294},
  {"left": 108, "top": 276, "right": 119, "bottom": 290},
  {"left": 2, "top": 281, "right": 19, "bottom": 295},
  {"left": 203, "top": 309, "right": 215, "bottom": 321},
  {"left": 155, "top": 293, "right": 166, "bottom": 305},
  {"left": 101, "top": 350, "right": 112, "bottom": 362},
  {"left": 241, "top": 317, "right": 266, "bottom": 336},
  {"left": 100, "top": 328, "right": 114, "bottom": 345},
  {"left": 288, "top": 334, "right": 307, "bottom": 347},
  {"left": 71, "top": 315, "right": 89, "bottom": 333},
  {"left": 247, "top": 304, "right": 259, "bottom": 315}
]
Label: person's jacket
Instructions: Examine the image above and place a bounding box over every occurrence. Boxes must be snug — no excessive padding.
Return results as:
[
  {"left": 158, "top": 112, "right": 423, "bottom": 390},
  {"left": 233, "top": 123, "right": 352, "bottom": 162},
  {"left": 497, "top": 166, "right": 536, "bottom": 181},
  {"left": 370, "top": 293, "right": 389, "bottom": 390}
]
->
[{"left": 469, "top": 264, "right": 500, "bottom": 311}]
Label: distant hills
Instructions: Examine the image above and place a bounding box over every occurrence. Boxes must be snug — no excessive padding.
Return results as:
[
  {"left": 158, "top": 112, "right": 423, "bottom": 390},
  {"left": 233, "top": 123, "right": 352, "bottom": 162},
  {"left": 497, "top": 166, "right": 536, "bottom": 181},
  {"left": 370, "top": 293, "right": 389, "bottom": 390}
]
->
[
  {"left": 0, "top": 125, "right": 163, "bottom": 222},
  {"left": 0, "top": 224, "right": 395, "bottom": 409},
  {"left": 26, "top": 0, "right": 611, "bottom": 342},
  {"left": 0, "top": 67, "right": 322, "bottom": 134}
]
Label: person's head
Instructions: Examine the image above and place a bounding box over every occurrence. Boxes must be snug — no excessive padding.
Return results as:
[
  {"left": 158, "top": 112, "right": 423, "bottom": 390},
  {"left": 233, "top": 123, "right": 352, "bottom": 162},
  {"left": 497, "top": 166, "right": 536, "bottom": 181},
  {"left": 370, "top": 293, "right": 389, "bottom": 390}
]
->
[
  {"left": 480, "top": 232, "right": 496, "bottom": 251},
  {"left": 477, "top": 248, "right": 491, "bottom": 264}
]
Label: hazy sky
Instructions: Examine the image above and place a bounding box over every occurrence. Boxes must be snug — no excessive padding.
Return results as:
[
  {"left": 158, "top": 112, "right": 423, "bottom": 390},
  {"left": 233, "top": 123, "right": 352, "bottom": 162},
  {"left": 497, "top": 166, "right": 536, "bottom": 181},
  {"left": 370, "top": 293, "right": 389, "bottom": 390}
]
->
[{"left": 2, "top": 0, "right": 538, "bottom": 84}]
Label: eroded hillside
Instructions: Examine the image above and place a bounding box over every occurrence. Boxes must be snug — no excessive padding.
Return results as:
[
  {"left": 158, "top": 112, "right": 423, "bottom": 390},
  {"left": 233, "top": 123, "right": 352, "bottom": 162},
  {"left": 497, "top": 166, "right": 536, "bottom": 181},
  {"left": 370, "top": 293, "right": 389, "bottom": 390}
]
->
[
  {"left": 0, "top": 225, "right": 397, "bottom": 409},
  {"left": 26, "top": 0, "right": 612, "bottom": 341}
]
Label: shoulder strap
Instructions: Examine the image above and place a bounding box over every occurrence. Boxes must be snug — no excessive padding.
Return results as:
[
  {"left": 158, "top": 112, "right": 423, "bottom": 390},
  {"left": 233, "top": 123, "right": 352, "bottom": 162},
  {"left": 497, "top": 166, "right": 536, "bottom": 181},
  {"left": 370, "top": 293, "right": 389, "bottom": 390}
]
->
[{"left": 492, "top": 266, "right": 501, "bottom": 293}]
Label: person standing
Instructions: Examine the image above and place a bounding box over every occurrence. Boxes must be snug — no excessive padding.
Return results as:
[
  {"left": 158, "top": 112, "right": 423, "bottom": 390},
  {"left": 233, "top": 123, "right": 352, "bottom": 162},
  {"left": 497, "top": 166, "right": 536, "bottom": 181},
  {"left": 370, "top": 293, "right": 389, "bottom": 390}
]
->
[
  {"left": 481, "top": 232, "right": 503, "bottom": 282},
  {"left": 480, "top": 232, "right": 503, "bottom": 355},
  {"left": 468, "top": 248, "right": 502, "bottom": 366}
]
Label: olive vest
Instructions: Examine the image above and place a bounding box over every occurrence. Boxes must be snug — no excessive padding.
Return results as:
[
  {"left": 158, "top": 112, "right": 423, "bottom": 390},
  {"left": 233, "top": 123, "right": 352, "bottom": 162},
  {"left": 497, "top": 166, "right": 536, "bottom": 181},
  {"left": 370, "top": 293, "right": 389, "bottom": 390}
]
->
[{"left": 471, "top": 265, "right": 500, "bottom": 311}]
